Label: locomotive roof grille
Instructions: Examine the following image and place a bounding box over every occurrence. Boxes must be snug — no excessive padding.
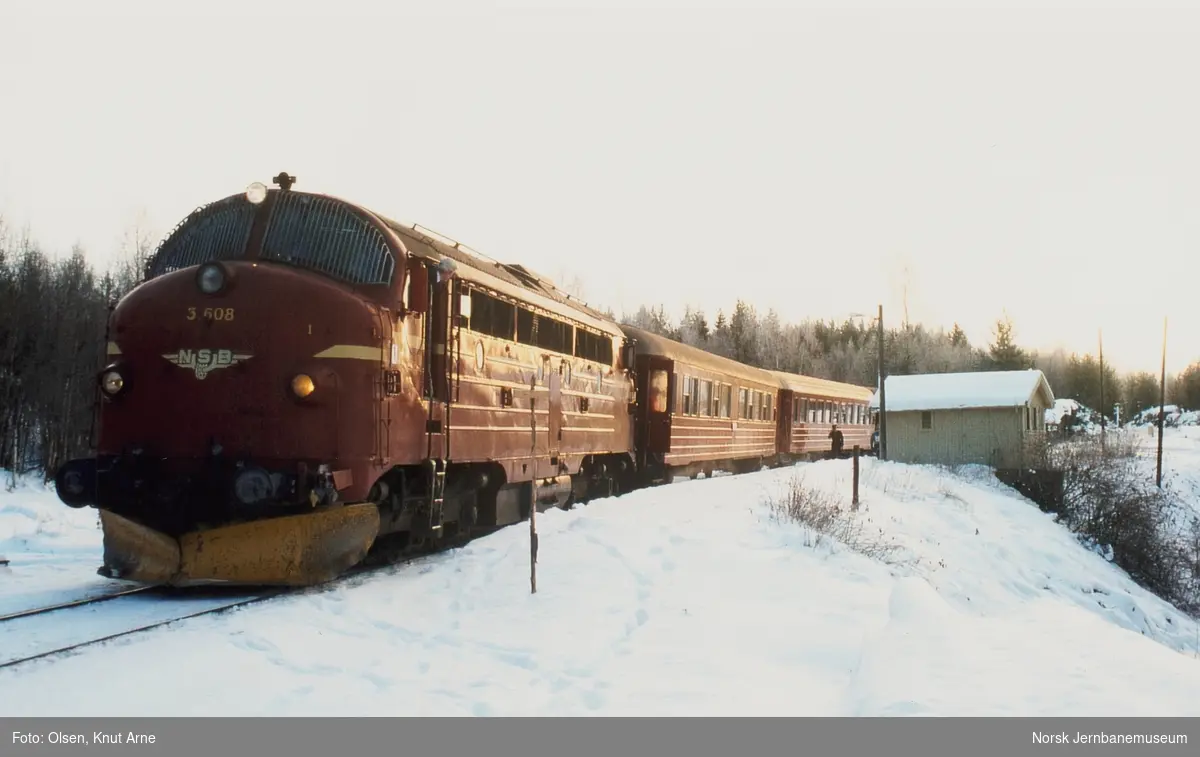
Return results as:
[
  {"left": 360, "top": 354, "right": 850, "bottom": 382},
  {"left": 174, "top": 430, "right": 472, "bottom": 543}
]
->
[
  {"left": 144, "top": 191, "right": 396, "bottom": 287},
  {"left": 146, "top": 196, "right": 256, "bottom": 278},
  {"left": 261, "top": 192, "right": 394, "bottom": 286}
]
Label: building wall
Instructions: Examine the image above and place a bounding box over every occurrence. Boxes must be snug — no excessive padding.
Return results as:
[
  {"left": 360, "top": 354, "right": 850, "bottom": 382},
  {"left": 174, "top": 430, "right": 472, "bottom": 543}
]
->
[{"left": 884, "top": 404, "right": 1050, "bottom": 467}]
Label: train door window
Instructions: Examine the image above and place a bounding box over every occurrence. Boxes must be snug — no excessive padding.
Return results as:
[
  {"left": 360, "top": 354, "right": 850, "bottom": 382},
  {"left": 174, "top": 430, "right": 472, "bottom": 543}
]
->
[
  {"left": 648, "top": 369, "right": 669, "bottom": 413},
  {"left": 922, "top": 411, "right": 933, "bottom": 430},
  {"left": 792, "top": 399, "right": 799, "bottom": 423},
  {"left": 697, "top": 380, "right": 710, "bottom": 417}
]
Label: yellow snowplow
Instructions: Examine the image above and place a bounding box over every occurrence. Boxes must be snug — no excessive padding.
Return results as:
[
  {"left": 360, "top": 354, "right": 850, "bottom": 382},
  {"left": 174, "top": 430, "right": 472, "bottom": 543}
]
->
[{"left": 97, "top": 504, "right": 381, "bottom": 587}]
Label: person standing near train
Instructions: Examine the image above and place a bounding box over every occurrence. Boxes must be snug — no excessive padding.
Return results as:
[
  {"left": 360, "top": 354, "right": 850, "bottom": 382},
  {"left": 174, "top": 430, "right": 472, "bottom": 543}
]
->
[{"left": 828, "top": 424, "right": 844, "bottom": 459}]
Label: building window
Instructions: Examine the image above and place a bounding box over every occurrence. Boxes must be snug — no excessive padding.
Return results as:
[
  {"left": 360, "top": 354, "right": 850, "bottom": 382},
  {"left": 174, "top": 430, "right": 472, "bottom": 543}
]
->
[{"left": 922, "top": 411, "right": 932, "bottom": 430}]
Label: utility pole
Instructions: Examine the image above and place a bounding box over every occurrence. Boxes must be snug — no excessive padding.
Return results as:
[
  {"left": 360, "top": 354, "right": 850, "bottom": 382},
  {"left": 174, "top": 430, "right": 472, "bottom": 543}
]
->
[
  {"left": 1099, "top": 329, "right": 1106, "bottom": 446},
  {"left": 1157, "top": 318, "right": 1167, "bottom": 489},
  {"left": 877, "top": 304, "right": 887, "bottom": 461},
  {"left": 529, "top": 375, "right": 539, "bottom": 593}
]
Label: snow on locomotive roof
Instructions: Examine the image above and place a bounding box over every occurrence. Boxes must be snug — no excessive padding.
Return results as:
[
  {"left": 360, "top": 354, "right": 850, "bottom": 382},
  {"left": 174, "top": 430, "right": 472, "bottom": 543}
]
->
[{"left": 868, "top": 369, "right": 1055, "bottom": 412}]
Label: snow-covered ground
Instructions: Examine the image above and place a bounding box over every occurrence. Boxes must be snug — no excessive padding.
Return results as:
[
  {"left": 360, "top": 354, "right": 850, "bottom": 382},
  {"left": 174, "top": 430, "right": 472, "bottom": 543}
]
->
[{"left": 2, "top": 433, "right": 1200, "bottom": 716}]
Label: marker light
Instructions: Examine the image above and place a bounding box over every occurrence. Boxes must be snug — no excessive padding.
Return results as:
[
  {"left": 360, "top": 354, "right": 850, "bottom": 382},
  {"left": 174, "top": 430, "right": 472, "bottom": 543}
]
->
[
  {"left": 291, "top": 374, "right": 315, "bottom": 398},
  {"left": 197, "top": 263, "right": 225, "bottom": 294},
  {"left": 246, "top": 182, "right": 268, "bottom": 204},
  {"left": 101, "top": 370, "right": 124, "bottom": 395}
]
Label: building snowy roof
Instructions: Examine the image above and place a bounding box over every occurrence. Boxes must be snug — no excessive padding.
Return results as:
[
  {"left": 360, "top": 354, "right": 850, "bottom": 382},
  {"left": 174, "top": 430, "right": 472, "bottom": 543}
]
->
[{"left": 868, "top": 369, "right": 1055, "bottom": 413}]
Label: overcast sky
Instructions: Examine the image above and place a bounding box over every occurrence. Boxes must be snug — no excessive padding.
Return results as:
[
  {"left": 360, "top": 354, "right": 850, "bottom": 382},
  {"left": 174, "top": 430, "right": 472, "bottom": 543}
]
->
[{"left": 2, "top": 0, "right": 1197, "bottom": 375}]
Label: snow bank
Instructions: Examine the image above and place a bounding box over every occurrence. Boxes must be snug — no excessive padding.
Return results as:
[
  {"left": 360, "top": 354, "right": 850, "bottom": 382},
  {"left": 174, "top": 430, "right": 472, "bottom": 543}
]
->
[
  {"left": 1132, "top": 404, "right": 1200, "bottom": 429},
  {"left": 2, "top": 451, "right": 1200, "bottom": 716},
  {"left": 0, "top": 472, "right": 113, "bottom": 617}
]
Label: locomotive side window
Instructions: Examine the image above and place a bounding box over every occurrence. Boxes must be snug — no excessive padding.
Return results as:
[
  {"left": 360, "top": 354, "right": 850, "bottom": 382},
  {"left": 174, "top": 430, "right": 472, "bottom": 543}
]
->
[
  {"left": 467, "top": 289, "right": 516, "bottom": 340},
  {"left": 575, "top": 328, "right": 614, "bottom": 366},
  {"left": 515, "top": 306, "right": 574, "bottom": 355},
  {"left": 536, "top": 315, "right": 573, "bottom": 354},
  {"left": 261, "top": 192, "right": 395, "bottom": 285}
]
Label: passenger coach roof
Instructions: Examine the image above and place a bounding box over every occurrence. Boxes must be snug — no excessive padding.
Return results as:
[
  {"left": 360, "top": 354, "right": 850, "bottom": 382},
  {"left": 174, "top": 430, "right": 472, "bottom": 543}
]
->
[
  {"left": 620, "top": 325, "right": 782, "bottom": 387},
  {"left": 769, "top": 370, "right": 875, "bottom": 402}
]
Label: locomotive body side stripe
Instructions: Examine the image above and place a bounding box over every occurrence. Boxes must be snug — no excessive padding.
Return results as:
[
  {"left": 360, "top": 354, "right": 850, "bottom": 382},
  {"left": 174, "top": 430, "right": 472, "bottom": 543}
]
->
[{"left": 312, "top": 345, "right": 384, "bottom": 360}]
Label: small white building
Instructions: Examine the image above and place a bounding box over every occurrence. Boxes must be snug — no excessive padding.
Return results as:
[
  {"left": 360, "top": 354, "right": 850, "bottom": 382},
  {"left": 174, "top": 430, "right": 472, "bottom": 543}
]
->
[{"left": 869, "top": 369, "right": 1055, "bottom": 467}]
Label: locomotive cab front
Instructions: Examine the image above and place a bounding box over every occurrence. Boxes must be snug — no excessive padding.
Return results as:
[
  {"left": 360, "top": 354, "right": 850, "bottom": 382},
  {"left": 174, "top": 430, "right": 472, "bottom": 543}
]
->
[{"left": 55, "top": 177, "right": 413, "bottom": 587}]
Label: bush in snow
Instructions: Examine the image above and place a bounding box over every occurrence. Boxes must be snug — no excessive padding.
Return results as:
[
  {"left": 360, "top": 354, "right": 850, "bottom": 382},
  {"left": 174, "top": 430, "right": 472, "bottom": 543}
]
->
[
  {"left": 1023, "top": 431, "right": 1200, "bottom": 616},
  {"left": 765, "top": 472, "right": 907, "bottom": 565}
]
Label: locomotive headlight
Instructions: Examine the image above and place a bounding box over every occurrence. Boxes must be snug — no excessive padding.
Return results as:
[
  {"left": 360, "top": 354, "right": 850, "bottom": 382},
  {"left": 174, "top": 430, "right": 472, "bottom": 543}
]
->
[
  {"left": 196, "top": 263, "right": 225, "bottom": 294},
  {"left": 101, "top": 370, "right": 124, "bottom": 395},
  {"left": 291, "top": 374, "right": 315, "bottom": 398},
  {"left": 245, "top": 182, "right": 268, "bottom": 204}
]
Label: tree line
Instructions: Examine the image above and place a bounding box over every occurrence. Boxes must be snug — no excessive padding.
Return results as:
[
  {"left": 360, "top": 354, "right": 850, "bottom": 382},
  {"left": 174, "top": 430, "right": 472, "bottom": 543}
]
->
[
  {"left": 0, "top": 216, "right": 150, "bottom": 484},
  {"left": 619, "top": 301, "right": 1200, "bottom": 422},
  {"left": 0, "top": 209, "right": 1197, "bottom": 486}
]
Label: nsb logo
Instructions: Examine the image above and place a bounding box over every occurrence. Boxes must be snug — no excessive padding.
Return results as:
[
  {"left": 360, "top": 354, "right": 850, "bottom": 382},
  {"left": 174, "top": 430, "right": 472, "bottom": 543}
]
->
[{"left": 162, "top": 348, "right": 252, "bottom": 380}]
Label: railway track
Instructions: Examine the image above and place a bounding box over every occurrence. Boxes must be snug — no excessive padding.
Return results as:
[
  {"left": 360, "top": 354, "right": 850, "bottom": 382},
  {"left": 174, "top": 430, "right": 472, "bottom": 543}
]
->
[
  {"left": 0, "top": 586, "right": 288, "bottom": 671},
  {"left": 0, "top": 585, "right": 157, "bottom": 623},
  {"left": 0, "top": 547, "right": 455, "bottom": 672}
]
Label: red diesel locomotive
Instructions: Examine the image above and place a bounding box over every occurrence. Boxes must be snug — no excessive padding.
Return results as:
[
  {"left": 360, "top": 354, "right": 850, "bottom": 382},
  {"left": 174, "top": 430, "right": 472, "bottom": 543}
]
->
[{"left": 54, "top": 174, "right": 874, "bottom": 587}]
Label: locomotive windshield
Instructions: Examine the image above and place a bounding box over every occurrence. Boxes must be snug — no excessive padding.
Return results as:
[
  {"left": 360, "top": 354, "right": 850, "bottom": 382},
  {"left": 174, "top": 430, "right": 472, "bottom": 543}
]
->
[
  {"left": 145, "top": 196, "right": 257, "bottom": 277},
  {"left": 146, "top": 191, "right": 396, "bottom": 286}
]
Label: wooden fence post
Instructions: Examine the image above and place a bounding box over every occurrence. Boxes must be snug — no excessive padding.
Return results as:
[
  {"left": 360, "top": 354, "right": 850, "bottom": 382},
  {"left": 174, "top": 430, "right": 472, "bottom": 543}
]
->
[{"left": 852, "top": 445, "right": 860, "bottom": 510}]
